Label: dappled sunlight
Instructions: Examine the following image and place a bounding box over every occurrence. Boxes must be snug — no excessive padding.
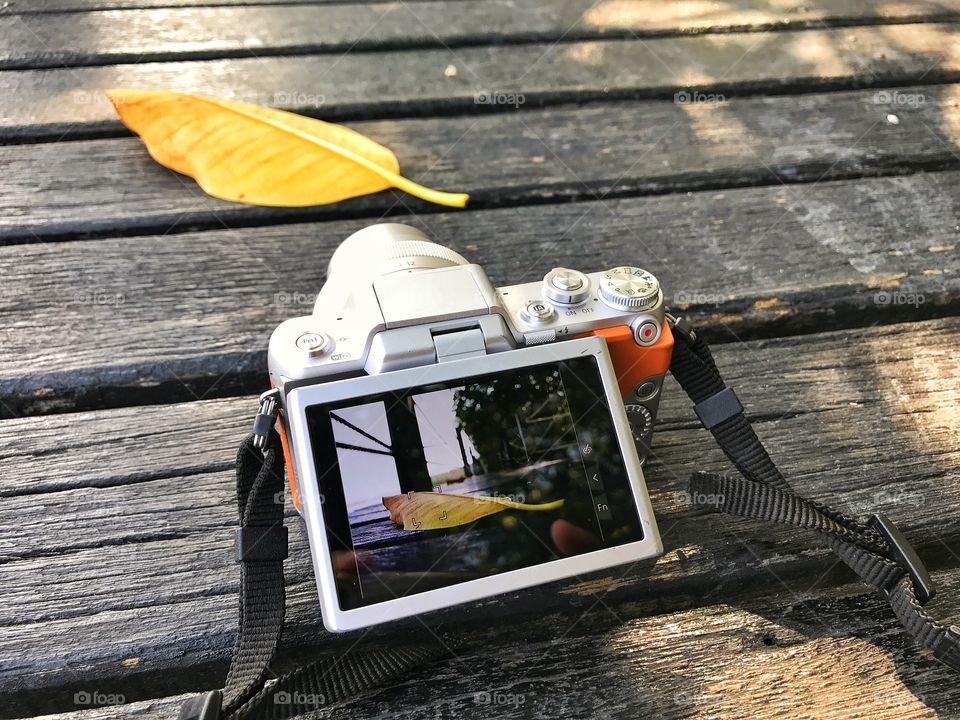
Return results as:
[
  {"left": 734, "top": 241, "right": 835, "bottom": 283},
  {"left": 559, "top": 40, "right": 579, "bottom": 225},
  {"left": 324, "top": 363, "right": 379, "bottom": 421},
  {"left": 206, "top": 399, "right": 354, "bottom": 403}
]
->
[
  {"left": 580, "top": 0, "right": 947, "bottom": 32},
  {"left": 673, "top": 66, "right": 718, "bottom": 87},
  {"left": 941, "top": 85, "right": 960, "bottom": 146},
  {"left": 609, "top": 617, "right": 937, "bottom": 718},
  {"left": 864, "top": 331, "right": 960, "bottom": 454},
  {"left": 880, "top": 23, "right": 960, "bottom": 66},
  {"left": 562, "top": 41, "right": 608, "bottom": 67},
  {"left": 582, "top": 1, "right": 738, "bottom": 29},
  {"left": 678, "top": 100, "right": 754, "bottom": 157},
  {"left": 878, "top": 1, "right": 933, "bottom": 14},
  {"left": 789, "top": 32, "right": 852, "bottom": 76}
]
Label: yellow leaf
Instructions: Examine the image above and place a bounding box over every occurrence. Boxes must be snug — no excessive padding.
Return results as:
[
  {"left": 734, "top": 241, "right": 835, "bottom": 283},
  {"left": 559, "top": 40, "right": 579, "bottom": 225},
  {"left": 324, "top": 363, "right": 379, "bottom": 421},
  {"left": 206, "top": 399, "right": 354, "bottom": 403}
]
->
[
  {"left": 382, "top": 492, "right": 564, "bottom": 531},
  {"left": 105, "top": 89, "right": 469, "bottom": 208}
]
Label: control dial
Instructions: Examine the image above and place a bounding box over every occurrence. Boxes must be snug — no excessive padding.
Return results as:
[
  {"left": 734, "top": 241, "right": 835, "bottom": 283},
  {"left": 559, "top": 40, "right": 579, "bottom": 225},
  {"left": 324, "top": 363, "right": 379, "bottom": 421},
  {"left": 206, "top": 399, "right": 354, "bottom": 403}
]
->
[
  {"left": 624, "top": 404, "right": 653, "bottom": 444},
  {"left": 599, "top": 266, "right": 661, "bottom": 311}
]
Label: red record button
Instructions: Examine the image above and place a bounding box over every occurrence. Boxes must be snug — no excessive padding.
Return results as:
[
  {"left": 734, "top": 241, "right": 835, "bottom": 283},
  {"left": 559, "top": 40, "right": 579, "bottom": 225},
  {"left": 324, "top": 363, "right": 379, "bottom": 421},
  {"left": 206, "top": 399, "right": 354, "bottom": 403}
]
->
[{"left": 635, "top": 321, "right": 659, "bottom": 346}]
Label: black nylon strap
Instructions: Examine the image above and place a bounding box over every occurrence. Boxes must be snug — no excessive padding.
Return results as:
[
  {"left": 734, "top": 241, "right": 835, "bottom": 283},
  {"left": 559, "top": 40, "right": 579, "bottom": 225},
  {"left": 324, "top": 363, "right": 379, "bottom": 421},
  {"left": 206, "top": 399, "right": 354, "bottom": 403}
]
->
[
  {"left": 670, "top": 317, "right": 960, "bottom": 672},
  {"left": 232, "top": 642, "right": 458, "bottom": 719},
  {"left": 181, "top": 430, "right": 456, "bottom": 720},
  {"left": 222, "top": 433, "right": 289, "bottom": 715}
]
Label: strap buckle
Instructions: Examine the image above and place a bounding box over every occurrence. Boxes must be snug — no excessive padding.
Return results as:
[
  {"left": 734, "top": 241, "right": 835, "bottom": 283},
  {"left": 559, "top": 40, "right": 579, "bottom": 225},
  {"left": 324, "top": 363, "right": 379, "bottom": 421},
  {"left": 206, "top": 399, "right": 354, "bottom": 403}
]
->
[
  {"left": 870, "top": 513, "right": 936, "bottom": 605},
  {"left": 178, "top": 690, "right": 222, "bottom": 720}
]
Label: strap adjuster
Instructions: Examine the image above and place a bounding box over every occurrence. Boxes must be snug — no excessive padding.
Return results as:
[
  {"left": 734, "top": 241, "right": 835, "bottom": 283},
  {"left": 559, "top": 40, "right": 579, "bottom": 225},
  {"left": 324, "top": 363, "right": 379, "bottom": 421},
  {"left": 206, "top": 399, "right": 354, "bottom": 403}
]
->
[
  {"left": 694, "top": 387, "right": 743, "bottom": 429},
  {"left": 235, "top": 525, "right": 289, "bottom": 562},
  {"left": 933, "top": 626, "right": 960, "bottom": 671},
  {"left": 178, "top": 690, "right": 222, "bottom": 720},
  {"left": 871, "top": 513, "right": 936, "bottom": 605}
]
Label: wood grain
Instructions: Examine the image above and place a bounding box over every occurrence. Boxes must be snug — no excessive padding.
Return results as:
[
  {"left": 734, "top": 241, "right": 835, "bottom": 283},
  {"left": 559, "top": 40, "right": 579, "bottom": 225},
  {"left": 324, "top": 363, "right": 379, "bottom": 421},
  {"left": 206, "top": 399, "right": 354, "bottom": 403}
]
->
[
  {"left": 5, "top": 0, "right": 960, "bottom": 70},
  {"left": 18, "top": 570, "right": 960, "bottom": 719},
  {"left": 3, "top": 23, "right": 959, "bottom": 140},
  {"left": 1, "top": 4, "right": 957, "bottom": 720},
  {"left": 2, "top": 316, "right": 958, "bottom": 714},
  {"left": 6, "top": 85, "right": 960, "bottom": 242},
  {"left": 3, "top": 0, "right": 430, "bottom": 11},
  {"left": 2, "top": 166, "right": 958, "bottom": 417}
]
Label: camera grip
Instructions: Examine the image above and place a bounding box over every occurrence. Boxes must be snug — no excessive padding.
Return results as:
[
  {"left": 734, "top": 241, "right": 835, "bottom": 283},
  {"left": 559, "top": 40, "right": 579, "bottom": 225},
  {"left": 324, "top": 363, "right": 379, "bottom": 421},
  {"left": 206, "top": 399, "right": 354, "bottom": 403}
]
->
[{"left": 579, "top": 323, "right": 674, "bottom": 397}]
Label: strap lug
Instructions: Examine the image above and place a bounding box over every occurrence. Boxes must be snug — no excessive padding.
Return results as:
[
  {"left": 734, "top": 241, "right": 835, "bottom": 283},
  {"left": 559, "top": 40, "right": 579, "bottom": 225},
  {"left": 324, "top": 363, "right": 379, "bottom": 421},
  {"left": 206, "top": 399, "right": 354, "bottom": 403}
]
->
[
  {"left": 251, "top": 388, "right": 281, "bottom": 452},
  {"left": 666, "top": 312, "right": 697, "bottom": 343}
]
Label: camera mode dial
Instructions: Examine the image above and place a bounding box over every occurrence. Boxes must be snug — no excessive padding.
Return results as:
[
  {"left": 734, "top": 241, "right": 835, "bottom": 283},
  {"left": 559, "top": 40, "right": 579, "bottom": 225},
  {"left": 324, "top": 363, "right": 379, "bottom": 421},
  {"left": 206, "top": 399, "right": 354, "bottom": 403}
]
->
[{"left": 599, "top": 266, "right": 661, "bottom": 311}]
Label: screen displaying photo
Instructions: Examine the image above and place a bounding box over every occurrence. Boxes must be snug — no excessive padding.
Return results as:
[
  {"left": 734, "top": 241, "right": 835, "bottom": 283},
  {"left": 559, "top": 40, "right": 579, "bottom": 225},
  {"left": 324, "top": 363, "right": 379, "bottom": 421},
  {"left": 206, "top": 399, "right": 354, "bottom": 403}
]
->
[{"left": 307, "top": 355, "right": 644, "bottom": 610}]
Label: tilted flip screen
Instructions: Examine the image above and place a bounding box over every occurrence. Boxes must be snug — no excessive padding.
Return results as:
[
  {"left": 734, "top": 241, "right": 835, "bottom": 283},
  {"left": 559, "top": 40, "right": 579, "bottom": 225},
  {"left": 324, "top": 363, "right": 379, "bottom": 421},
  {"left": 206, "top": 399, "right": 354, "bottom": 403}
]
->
[{"left": 306, "top": 355, "right": 644, "bottom": 610}]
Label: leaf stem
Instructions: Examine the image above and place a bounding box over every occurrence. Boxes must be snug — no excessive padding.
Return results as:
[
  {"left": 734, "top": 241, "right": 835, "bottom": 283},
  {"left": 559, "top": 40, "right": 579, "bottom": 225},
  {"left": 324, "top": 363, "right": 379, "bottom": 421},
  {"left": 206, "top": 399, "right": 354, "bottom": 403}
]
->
[{"left": 195, "top": 94, "right": 470, "bottom": 208}]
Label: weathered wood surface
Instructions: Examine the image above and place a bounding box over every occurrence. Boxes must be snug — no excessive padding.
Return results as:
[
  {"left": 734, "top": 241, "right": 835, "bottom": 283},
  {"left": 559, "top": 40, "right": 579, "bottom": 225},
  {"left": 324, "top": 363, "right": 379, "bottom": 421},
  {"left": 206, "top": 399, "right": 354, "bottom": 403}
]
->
[
  {"left": 3, "top": 0, "right": 426, "bottom": 12},
  {"left": 6, "top": 0, "right": 960, "bottom": 70},
  {"left": 22, "top": 568, "right": 960, "bottom": 719},
  {"left": 2, "top": 317, "right": 958, "bottom": 715},
  {"left": 3, "top": 167, "right": 958, "bottom": 417},
  {"left": 6, "top": 84, "right": 960, "bottom": 242},
  {"left": 4, "top": 22, "right": 960, "bottom": 140},
  {"left": 4, "top": 3, "right": 960, "bottom": 719}
]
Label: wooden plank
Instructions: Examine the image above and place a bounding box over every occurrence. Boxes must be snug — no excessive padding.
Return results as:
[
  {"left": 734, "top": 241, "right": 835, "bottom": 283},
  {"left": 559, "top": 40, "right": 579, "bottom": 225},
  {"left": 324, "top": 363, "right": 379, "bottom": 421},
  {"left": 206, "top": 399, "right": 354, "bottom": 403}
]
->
[
  {"left": 6, "top": 0, "right": 408, "bottom": 12},
  {"left": 20, "top": 567, "right": 960, "bottom": 719},
  {"left": 5, "top": 85, "right": 960, "bottom": 243},
  {"left": 3, "top": 23, "right": 959, "bottom": 140},
  {"left": 1, "top": 166, "right": 958, "bottom": 417},
  {"left": 5, "top": 0, "right": 960, "bottom": 70},
  {"left": 2, "top": 316, "right": 959, "bottom": 711}
]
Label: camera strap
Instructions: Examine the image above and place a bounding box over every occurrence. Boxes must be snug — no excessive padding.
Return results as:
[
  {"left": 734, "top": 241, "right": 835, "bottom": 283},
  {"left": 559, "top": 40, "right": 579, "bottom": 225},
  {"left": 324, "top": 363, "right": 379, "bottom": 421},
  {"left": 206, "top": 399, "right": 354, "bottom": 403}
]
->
[
  {"left": 668, "top": 317, "right": 960, "bottom": 671},
  {"left": 179, "top": 318, "right": 960, "bottom": 720}
]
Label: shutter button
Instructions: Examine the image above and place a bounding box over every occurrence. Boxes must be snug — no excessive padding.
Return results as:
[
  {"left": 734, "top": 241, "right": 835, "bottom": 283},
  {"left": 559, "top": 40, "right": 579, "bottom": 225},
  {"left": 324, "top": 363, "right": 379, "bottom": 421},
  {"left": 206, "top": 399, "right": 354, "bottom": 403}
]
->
[{"left": 542, "top": 268, "right": 591, "bottom": 305}]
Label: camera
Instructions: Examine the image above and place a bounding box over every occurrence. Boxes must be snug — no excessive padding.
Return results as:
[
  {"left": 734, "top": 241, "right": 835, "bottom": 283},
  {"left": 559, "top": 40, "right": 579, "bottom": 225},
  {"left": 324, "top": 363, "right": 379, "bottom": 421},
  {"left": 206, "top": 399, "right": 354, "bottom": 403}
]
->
[{"left": 268, "top": 224, "right": 671, "bottom": 631}]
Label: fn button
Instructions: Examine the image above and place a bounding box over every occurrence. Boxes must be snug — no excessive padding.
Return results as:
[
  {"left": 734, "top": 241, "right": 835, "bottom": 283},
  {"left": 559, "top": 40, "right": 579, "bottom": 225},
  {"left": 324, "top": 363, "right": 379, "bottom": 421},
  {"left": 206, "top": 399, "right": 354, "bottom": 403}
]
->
[{"left": 520, "top": 300, "right": 556, "bottom": 324}]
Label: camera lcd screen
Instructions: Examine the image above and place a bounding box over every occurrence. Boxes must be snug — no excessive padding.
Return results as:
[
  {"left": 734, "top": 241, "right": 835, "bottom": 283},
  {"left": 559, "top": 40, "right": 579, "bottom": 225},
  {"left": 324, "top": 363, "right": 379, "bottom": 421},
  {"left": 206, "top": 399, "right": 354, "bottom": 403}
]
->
[{"left": 306, "top": 355, "right": 645, "bottom": 610}]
